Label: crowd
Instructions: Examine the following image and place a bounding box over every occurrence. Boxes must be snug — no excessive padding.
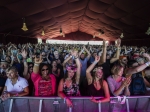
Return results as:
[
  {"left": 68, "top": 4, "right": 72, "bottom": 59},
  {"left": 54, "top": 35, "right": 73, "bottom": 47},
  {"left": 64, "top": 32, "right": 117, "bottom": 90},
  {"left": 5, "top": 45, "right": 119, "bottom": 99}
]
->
[{"left": 0, "top": 39, "right": 150, "bottom": 107}]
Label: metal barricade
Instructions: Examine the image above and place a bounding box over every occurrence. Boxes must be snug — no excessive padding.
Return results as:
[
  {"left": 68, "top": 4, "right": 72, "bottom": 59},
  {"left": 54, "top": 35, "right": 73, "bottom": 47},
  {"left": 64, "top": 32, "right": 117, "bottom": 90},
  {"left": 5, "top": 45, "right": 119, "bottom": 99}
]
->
[{"left": 1, "top": 96, "right": 150, "bottom": 112}]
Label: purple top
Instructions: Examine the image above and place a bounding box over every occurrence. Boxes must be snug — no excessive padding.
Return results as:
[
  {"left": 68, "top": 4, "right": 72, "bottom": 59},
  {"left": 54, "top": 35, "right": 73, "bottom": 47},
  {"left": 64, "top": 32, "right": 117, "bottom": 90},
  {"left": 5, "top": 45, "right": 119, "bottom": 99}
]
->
[{"left": 107, "top": 75, "right": 125, "bottom": 96}]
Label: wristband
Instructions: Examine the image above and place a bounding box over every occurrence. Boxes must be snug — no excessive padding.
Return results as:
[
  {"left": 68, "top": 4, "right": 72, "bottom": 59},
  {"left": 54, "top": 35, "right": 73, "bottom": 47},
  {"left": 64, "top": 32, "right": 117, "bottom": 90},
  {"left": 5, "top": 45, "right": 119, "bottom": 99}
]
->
[
  {"left": 75, "top": 56, "right": 78, "bottom": 59},
  {"left": 93, "top": 61, "right": 97, "bottom": 65},
  {"left": 70, "top": 55, "right": 72, "bottom": 58},
  {"left": 34, "top": 63, "right": 39, "bottom": 66}
]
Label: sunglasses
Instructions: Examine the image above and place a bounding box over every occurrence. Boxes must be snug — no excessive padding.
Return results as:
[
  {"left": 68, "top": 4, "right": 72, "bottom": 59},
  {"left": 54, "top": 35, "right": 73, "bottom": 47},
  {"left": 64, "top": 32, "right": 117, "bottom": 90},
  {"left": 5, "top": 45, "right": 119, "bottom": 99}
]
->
[
  {"left": 41, "top": 68, "right": 49, "bottom": 71},
  {"left": 122, "top": 59, "right": 127, "bottom": 61},
  {"left": 29, "top": 66, "right": 33, "bottom": 68}
]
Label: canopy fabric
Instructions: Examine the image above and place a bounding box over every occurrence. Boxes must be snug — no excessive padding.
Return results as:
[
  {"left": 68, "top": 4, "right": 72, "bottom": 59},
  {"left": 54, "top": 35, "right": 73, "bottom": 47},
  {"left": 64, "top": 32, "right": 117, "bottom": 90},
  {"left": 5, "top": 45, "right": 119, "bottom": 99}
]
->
[{"left": 0, "top": 0, "right": 150, "bottom": 42}]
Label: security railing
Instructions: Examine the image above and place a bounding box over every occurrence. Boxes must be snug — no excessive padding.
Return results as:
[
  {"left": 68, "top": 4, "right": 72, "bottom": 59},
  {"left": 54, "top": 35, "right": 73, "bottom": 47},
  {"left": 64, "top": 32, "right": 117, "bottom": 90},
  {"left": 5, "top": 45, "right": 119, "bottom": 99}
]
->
[{"left": 0, "top": 96, "right": 150, "bottom": 112}]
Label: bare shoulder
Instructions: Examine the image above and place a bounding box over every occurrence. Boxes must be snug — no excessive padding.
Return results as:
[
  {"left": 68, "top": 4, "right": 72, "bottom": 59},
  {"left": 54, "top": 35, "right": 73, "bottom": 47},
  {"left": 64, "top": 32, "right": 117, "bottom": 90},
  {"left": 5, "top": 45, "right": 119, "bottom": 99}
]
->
[
  {"left": 59, "top": 78, "right": 64, "bottom": 84},
  {"left": 103, "top": 80, "right": 108, "bottom": 85}
]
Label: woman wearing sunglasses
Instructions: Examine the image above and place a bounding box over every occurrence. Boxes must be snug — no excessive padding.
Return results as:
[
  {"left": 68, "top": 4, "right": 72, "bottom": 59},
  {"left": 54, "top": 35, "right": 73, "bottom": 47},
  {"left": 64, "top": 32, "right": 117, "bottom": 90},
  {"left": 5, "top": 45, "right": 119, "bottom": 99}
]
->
[
  {"left": 86, "top": 55, "right": 110, "bottom": 103},
  {"left": 31, "top": 54, "right": 56, "bottom": 96},
  {"left": 58, "top": 50, "right": 81, "bottom": 107}
]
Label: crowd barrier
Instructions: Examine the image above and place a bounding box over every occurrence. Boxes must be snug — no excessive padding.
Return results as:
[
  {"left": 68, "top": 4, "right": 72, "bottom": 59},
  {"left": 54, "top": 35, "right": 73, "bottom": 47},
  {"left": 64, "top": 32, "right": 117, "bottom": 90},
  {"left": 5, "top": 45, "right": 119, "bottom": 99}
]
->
[{"left": 0, "top": 96, "right": 150, "bottom": 112}]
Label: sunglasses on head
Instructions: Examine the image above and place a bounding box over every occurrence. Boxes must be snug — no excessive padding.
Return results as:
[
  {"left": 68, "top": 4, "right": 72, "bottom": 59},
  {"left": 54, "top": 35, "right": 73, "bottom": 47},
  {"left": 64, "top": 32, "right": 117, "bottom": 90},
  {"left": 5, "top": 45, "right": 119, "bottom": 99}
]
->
[{"left": 41, "top": 68, "right": 49, "bottom": 71}]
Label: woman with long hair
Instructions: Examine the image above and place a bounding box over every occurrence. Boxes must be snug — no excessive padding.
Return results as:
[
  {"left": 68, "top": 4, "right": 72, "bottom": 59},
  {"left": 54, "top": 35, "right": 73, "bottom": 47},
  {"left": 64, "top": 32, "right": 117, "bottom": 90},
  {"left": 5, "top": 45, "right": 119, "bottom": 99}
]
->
[
  {"left": 58, "top": 50, "right": 81, "bottom": 107},
  {"left": 107, "top": 65, "right": 131, "bottom": 96},
  {"left": 31, "top": 54, "right": 56, "bottom": 96},
  {"left": 86, "top": 55, "right": 110, "bottom": 103}
]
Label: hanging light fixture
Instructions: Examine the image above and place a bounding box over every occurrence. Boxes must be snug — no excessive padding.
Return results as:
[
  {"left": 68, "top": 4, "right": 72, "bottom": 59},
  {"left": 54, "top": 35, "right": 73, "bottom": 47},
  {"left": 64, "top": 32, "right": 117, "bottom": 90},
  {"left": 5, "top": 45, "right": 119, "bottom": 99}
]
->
[
  {"left": 60, "top": 27, "right": 62, "bottom": 35},
  {"left": 60, "top": 27, "right": 65, "bottom": 37},
  {"left": 120, "top": 33, "right": 124, "bottom": 38},
  {"left": 21, "top": 18, "right": 28, "bottom": 31},
  {"left": 41, "top": 27, "right": 45, "bottom": 36},
  {"left": 98, "top": 29, "right": 104, "bottom": 36}
]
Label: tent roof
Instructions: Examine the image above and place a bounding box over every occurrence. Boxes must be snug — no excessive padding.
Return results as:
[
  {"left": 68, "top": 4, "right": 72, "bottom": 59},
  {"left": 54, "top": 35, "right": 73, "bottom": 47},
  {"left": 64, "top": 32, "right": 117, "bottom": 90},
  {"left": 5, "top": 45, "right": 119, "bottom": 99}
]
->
[{"left": 0, "top": 0, "right": 150, "bottom": 41}]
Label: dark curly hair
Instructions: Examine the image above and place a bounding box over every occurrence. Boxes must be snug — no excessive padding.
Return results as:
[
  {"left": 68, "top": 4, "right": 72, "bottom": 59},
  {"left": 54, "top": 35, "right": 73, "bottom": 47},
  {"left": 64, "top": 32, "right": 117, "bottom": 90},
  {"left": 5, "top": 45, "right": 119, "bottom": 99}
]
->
[{"left": 39, "top": 63, "right": 51, "bottom": 76}]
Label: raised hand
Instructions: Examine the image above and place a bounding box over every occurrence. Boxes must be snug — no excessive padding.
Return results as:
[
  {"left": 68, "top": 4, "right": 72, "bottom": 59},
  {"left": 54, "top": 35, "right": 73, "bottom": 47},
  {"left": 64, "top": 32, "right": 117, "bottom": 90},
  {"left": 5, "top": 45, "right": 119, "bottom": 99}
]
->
[
  {"left": 71, "top": 50, "right": 78, "bottom": 57},
  {"left": 115, "top": 38, "right": 121, "bottom": 47},
  {"left": 103, "top": 40, "right": 108, "bottom": 47},
  {"left": 21, "top": 49, "right": 27, "bottom": 59},
  {"left": 34, "top": 54, "right": 43, "bottom": 64},
  {"left": 94, "top": 55, "right": 100, "bottom": 63}
]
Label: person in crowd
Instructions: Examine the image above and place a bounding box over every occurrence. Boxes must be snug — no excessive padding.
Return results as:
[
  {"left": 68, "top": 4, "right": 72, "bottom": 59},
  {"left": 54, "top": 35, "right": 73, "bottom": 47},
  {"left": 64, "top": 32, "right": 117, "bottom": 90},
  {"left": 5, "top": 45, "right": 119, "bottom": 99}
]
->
[
  {"left": 58, "top": 50, "right": 81, "bottom": 107},
  {"left": 50, "top": 60, "right": 61, "bottom": 90},
  {"left": 1, "top": 66, "right": 29, "bottom": 101},
  {"left": 125, "top": 53, "right": 150, "bottom": 95},
  {"left": 22, "top": 49, "right": 34, "bottom": 96},
  {"left": 0, "top": 56, "right": 10, "bottom": 95},
  {"left": 31, "top": 55, "right": 56, "bottom": 96},
  {"left": 107, "top": 65, "right": 131, "bottom": 96},
  {"left": 86, "top": 55, "right": 110, "bottom": 103},
  {"left": 78, "top": 46, "right": 91, "bottom": 96},
  {"left": 63, "top": 50, "right": 74, "bottom": 74}
]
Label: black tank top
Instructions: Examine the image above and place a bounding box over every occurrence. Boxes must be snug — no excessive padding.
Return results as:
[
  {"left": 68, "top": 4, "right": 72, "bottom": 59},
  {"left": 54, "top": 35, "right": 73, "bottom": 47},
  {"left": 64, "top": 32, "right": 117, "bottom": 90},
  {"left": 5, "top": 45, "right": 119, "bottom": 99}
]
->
[{"left": 87, "top": 83, "right": 104, "bottom": 96}]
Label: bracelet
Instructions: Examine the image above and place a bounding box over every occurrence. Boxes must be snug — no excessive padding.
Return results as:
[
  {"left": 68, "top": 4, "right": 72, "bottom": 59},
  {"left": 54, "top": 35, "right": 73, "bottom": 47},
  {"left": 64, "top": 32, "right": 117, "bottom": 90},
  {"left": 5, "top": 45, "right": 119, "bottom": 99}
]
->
[
  {"left": 145, "top": 62, "right": 150, "bottom": 67},
  {"left": 34, "top": 63, "right": 39, "bottom": 66},
  {"left": 75, "top": 56, "right": 78, "bottom": 59}
]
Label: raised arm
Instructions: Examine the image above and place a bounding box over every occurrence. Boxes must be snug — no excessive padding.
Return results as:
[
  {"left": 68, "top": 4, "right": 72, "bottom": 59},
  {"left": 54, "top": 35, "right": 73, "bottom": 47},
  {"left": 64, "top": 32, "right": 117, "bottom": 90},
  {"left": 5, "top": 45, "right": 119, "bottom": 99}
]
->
[
  {"left": 83, "top": 46, "right": 91, "bottom": 60},
  {"left": 126, "top": 53, "right": 150, "bottom": 75},
  {"left": 46, "top": 51, "right": 51, "bottom": 64},
  {"left": 98, "top": 40, "right": 107, "bottom": 65},
  {"left": 22, "top": 49, "right": 29, "bottom": 79},
  {"left": 72, "top": 50, "right": 81, "bottom": 84},
  {"left": 62, "top": 53, "right": 72, "bottom": 67},
  {"left": 33, "top": 54, "right": 43, "bottom": 74},
  {"left": 110, "top": 39, "right": 121, "bottom": 63},
  {"left": 86, "top": 55, "right": 100, "bottom": 85}
]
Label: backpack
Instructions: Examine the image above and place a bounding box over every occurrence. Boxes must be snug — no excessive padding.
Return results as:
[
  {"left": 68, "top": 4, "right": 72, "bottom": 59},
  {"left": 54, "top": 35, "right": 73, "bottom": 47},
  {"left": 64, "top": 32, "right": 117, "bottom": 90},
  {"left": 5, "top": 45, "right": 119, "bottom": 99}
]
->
[{"left": 130, "top": 71, "right": 146, "bottom": 95}]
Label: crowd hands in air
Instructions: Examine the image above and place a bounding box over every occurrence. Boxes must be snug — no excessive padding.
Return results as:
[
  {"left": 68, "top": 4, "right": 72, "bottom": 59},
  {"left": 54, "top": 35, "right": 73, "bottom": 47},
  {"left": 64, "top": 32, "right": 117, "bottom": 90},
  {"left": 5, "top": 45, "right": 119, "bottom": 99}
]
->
[{"left": 0, "top": 39, "right": 150, "bottom": 107}]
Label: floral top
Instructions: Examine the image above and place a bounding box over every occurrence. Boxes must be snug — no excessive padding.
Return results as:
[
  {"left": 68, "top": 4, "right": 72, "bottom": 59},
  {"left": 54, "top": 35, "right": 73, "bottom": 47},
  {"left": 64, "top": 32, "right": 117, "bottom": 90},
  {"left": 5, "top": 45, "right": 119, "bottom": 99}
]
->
[{"left": 63, "top": 81, "right": 80, "bottom": 96}]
